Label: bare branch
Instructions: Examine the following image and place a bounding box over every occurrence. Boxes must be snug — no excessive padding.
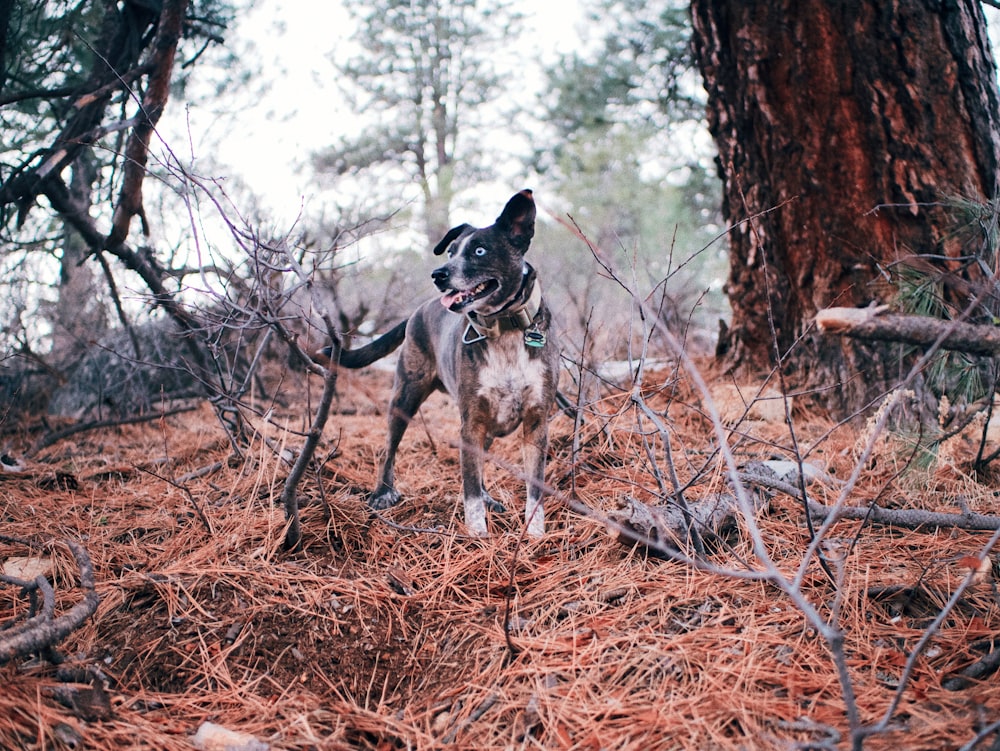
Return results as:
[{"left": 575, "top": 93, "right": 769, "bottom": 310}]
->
[{"left": 28, "top": 403, "right": 199, "bottom": 457}]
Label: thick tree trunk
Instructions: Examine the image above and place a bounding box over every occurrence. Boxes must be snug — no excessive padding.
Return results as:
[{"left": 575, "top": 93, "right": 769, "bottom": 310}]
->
[{"left": 690, "top": 0, "right": 1000, "bottom": 418}]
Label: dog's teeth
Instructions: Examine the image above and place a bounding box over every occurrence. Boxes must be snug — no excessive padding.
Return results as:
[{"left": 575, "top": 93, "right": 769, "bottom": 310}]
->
[{"left": 441, "top": 281, "right": 493, "bottom": 310}]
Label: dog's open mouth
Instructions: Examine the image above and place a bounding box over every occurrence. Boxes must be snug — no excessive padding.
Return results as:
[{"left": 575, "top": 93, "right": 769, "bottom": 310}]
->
[{"left": 439, "top": 279, "right": 499, "bottom": 312}]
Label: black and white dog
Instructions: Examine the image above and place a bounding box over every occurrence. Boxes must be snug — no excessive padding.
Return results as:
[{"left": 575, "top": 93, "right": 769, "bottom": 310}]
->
[{"left": 331, "top": 190, "right": 559, "bottom": 537}]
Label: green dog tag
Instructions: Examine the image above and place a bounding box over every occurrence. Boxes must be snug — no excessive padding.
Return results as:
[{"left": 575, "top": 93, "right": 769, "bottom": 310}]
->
[{"left": 524, "top": 329, "right": 546, "bottom": 348}]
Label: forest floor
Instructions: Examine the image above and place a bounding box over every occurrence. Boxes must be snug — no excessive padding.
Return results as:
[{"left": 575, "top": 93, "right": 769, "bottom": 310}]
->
[{"left": 3, "top": 360, "right": 1000, "bottom": 750}]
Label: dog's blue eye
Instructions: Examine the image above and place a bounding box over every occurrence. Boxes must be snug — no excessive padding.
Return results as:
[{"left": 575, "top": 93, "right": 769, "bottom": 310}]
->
[{"left": 475, "top": 247, "right": 487, "bottom": 256}]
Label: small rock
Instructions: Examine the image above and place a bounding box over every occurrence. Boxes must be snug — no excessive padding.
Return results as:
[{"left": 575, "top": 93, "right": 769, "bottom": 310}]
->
[
  {"left": 2, "top": 556, "right": 53, "bottom": 581},
  {"left": 192, "top": 722, "right": 269, "bottom": 751}
]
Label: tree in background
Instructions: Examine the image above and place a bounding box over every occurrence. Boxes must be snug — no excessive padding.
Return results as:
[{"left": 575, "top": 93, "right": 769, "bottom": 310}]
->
[
  {"left": 537, "top": 0, "right": 724, "bottom": 355},
  {"left": 690, "top": 0, "right": 1000, "bottom": 418},
  {"left": 315, "top": 0, "right": 523, "bottom": 247},
  {"left": 0, "top": 0, "right": 232, "bottom": 363},
  {"left": 0, "top": 0, "right": 246, "bottom": 424}
]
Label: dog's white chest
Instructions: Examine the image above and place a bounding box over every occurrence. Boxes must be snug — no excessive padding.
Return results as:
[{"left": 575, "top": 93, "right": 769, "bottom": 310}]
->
[{"left": 475, "top": 337, "right": 546, "bottom": 433}]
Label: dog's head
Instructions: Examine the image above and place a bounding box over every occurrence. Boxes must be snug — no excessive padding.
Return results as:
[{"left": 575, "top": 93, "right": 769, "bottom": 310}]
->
[{"left": 430, "top": 190, "right": 536, "bottom": 316}]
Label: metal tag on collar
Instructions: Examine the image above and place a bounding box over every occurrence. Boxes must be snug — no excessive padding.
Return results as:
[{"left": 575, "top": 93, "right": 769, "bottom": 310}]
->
[
  {"left": 524, "top": 326, "right": 546, "bottom": 348},
  {"left": 463, "top": 321, "right": 488, "bottom": 344}
]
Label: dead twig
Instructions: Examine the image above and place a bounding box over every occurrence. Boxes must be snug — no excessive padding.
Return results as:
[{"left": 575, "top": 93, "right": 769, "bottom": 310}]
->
[{"left": 137, "top": 466, "right": 214, "bottom": 534}]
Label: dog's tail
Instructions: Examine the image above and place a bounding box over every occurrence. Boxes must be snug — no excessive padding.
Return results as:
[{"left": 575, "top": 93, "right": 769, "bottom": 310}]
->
[{"left": 315, "top": 319, "right": 408, "bottom": 369}]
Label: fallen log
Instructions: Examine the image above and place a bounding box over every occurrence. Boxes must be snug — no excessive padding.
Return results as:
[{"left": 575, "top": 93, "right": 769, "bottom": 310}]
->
[{"left": 815, "top": 306, "right": 1000, "bottom": 356}]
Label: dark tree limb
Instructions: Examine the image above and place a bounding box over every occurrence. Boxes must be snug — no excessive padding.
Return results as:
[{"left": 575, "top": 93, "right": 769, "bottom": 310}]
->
[
  {"left": 0, "top": 0, "right": 12, "bottom": 94},
  {"left": 281, "top": 360, "right": 339, "bottom": 551},
  {"left": 28, "top": 402, "right": 198, "bottom": 457},
  {"left": 108, "top": 0, "right": 188, "bottom": 247},
  {"left": 0, "top": 3, "right": 157, "bottom": 211},
  {"left": 816, "top": 306, "right": 1000, "bottom": 356}
]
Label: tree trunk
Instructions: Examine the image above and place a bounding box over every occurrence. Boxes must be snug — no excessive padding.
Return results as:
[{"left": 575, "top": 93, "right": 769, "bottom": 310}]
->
[
  {"left": 51, "top": 153, "right": 107, "bottom": 363},
  {"left": 0, "top": 0, "right": 12, "bottom": 93},
  {"left": 690, "top": 0, "right": 1000, "bottom": 418}
]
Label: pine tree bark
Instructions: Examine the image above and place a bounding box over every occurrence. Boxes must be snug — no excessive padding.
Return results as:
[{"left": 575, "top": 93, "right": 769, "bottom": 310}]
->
[{"left": 690, "top": 0, "right": 1000, "bottom": 418}]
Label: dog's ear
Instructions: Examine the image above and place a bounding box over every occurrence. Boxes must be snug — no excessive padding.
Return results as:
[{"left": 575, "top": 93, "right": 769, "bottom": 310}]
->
[
  {"left": 496, "top": 189, "right": 536, "bottom": 250},
  {"left": 432, "top": 224, "right": 472, "bottom": 255}
]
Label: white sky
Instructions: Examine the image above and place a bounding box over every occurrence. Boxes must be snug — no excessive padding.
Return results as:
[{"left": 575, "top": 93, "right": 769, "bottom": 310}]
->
[
  {"left": 165, "top": 0, "right": 585, "bottom": 228},
  {"left": 159, "top": 1, "right": 1000, "bottom": 253}
]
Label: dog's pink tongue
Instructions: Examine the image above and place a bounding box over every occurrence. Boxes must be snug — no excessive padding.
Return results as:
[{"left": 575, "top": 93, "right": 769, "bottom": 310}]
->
[{"left": 440, "top": 291, "right": 462, "bottom": 309}]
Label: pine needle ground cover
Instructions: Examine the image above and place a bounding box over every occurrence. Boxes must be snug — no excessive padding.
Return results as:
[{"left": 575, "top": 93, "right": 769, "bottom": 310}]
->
[{"left": 2, "top": 365, "right": 1000, "bottom": 750}]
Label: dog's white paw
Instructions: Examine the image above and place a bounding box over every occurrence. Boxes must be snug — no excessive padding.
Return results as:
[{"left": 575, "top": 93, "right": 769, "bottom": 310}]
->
[
  {"left": 466, "top": 522, "right": 489, "bottom": 538},
  {"left": 369, "top": 486, "right": 402, "bottom": 510},
  {"left": 464, "top": 495, "right": 489, "bottom": 537},
  {"left": 525, "top": 499, "right": 544, "bottom": 538}
]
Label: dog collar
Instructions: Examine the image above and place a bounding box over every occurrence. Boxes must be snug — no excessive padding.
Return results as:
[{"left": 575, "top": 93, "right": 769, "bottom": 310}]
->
[{"left": 463, "top": 278, "right": 544, "bottom": 346}]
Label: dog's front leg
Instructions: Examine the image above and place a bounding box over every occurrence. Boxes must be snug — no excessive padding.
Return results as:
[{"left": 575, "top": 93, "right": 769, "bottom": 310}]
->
[
  {"left": 522, "top": 411, "right": 549, "bottom": 538},
  {"left": 459, "top": 422, "right": 490, "bottom": 537}
]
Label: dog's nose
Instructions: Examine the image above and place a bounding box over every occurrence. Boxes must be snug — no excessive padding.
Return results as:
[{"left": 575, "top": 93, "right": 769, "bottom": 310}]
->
[{"left": 431, "top": 266, "right": 450, "bottom": 286}]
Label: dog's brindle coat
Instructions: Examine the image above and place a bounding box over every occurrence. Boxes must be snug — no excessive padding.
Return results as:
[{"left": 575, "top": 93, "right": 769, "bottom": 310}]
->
[{"left": 335, "top": 190, "right": 559, "bottom": 537}]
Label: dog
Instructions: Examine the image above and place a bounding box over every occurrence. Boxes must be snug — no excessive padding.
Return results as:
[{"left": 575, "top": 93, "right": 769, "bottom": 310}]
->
[{"left": 327, "top": 190, "right": 559, "bottom": 537}]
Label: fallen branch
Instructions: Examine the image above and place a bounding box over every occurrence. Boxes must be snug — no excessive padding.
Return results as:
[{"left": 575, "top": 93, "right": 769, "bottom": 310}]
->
[
  {"left": 805, "top": 498, "right": 1000, "bottom": 531},
  {"left": 942, "top": 644, "right": 1000, "bottom": 690},
  {"left": 28, "top": 403, "right": 199, "bottom": 457},
  {"left": 618, "top": 464, "right": 1000, "bottom": 558},
  {"left": 815, "top": 306, "right": 1000, "bottom": 356},
  {"left": 0, "top": 540, "right": 100, "bottom": 665},
  {"left": 742, "top": 469, "right": 1000, "bottom": 531}
]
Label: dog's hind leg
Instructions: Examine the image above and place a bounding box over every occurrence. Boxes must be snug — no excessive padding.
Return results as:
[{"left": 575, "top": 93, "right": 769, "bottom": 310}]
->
[
  {"left": 369, "top": 376, "right": 434, "bottom": 511},
  {"left": 477, "top": 436, "right": 507, "bottom": 514},
  {"left": 482, "top": 491, "right": 507, "bottom": 514}
]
